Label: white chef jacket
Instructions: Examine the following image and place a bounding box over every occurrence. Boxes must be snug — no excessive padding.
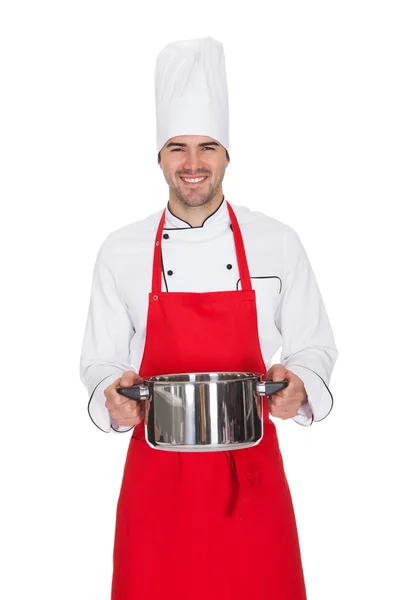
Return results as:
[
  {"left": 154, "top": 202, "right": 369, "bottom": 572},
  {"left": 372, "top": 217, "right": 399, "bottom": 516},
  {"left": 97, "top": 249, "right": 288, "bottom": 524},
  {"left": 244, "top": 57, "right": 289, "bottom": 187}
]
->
[{"left": 79, "top": 197, "right": 338, "bottom": 433}]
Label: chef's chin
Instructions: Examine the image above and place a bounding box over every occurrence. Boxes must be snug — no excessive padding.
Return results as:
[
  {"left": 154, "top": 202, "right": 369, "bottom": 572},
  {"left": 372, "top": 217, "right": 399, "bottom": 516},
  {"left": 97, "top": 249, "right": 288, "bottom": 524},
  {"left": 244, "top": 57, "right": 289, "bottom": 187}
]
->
[
  {"left": 181, "top": 194, "right": 211, "bottom": 208},
  {"left": 173, "top": 182, "right": 215, "bottom": 208}
]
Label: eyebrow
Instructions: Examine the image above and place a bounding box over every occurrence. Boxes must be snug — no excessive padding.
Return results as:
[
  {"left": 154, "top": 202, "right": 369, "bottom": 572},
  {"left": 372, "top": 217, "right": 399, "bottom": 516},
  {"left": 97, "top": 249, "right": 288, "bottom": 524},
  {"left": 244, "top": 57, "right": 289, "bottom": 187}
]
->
[{"left": 165, "top": 141, "right": 221, "bottom": 149}]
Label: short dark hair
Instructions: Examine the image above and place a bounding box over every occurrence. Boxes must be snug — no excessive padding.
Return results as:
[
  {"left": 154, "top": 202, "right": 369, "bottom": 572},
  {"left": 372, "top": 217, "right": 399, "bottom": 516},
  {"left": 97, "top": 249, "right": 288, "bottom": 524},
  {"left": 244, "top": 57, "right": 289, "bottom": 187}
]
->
[{"left": 158, "top": 148, "right": 230, "bottom": 163}]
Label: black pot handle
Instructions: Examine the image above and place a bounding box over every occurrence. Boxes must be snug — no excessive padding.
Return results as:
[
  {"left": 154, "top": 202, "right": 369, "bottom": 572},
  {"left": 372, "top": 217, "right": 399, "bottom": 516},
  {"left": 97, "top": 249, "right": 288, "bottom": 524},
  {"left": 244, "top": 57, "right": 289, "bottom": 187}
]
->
[
  {"left": 262, "top": 380, "right": 289, "bottom": 396},
  {"left": 116, "top": 385, "right": 149, "bottom": 401}
]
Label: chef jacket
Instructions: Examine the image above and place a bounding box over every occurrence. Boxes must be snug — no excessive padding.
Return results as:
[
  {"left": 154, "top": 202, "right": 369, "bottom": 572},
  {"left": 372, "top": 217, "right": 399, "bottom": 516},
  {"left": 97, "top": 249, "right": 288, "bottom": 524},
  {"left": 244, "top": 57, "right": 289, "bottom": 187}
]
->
[{"left": 79, "top": 197, "right": 338, "bottom": 433}]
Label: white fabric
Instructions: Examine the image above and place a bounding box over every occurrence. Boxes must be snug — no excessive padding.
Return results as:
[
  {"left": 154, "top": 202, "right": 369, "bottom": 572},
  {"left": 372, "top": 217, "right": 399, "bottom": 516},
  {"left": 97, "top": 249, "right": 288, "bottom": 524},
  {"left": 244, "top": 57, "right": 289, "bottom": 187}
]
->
[
  {"left": 79, "top": 198, "right": 338, "bottom": 433},
  {"left": 155, "top": 36, "right": 230, "bottom": 154}
]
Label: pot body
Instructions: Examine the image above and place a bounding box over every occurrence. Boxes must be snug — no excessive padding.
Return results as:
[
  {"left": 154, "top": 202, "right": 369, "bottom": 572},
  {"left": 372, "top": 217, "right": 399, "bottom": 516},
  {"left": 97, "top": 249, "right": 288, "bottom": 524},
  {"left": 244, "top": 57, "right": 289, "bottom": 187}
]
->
[{"left": 124, "top": 372, "right": 287, "bottom": 452}]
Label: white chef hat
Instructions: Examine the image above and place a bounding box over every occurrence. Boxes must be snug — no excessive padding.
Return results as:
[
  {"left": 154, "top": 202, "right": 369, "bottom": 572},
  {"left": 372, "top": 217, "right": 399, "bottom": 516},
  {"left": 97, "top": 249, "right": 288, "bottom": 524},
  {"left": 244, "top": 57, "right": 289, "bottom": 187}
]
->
[{"left": 154, "top": 36, "right": 230, "bottom": 156}]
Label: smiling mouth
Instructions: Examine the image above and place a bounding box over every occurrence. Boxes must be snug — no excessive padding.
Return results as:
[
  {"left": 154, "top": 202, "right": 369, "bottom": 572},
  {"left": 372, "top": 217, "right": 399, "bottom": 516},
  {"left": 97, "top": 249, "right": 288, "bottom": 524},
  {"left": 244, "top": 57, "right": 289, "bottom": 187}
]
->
[{"left": 180, "top": 176, "right": 208, "bottom": 185}]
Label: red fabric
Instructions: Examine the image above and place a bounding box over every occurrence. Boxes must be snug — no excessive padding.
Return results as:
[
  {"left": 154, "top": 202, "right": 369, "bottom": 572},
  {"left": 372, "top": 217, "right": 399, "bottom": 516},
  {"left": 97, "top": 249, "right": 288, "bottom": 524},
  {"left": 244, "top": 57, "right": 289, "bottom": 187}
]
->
[{"left": 111, "top": 202, "right": 307, "bottom": 599}]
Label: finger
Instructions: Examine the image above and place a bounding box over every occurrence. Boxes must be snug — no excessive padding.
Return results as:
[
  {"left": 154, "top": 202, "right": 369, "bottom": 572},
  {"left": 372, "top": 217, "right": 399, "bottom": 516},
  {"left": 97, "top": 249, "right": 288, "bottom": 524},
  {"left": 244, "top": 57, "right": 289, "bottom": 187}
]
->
[
  {"left": 120, "top": 371, "right": 144, "bottom": 387},
  {"left": 269, "top": 394, "right": 288, "bottom": 407},
  {"left": 112, "top": 415, "right": 143, "bottom": 427},
  {"left": 107, "top": 388, "right": 132, "bottom": 406},
  {"left": 120, "top": 399, "right": 144, "bottom": 419},
  {"left": 269, "top": 397, "right": 302, "bottom": 418},
  {"left": 109, "top": 400, "right": 144, "bottom": 422},
  {"left": 272, "top": 400, "right": 297, "bottom": 413},
  {"left": 104, "top": 377, "right": 122, "bottom": 396},
  {"left": 269, "top": 405, "right": 296, "bottom": 419},
  {"left": 274, "top": 379, "right": 298, "bottom": 399},
  {"left": 266, "top": 363, "right": 288, "bottom": 382},
  {"left": 106, "top": 390, "right": 143, "bottom": 415},
  {"left": 106, "top": 372, "right": 142, "bottom": 396},
  {"left": 270, "top": 391, "right": 303, "bottom": 406}
]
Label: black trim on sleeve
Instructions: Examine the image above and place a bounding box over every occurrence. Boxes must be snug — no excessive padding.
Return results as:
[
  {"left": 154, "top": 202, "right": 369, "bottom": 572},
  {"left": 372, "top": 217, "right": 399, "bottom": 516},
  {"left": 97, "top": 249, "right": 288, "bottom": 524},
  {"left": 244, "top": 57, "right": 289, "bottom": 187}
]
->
[
  {"left": 293, "top": 411, "right": 315, "bottom": 427},
  {"left": 87, "top": 375, "right": 117, "bottom": 433},
  {"left": 289, "top": 364, "right": 334, "bottom": 422},
  {"left": 87, "top": 374, "right": 135, "bottom": 433},
  {"left": 110, "top": 423, "right": 134, "bottom": 433}
]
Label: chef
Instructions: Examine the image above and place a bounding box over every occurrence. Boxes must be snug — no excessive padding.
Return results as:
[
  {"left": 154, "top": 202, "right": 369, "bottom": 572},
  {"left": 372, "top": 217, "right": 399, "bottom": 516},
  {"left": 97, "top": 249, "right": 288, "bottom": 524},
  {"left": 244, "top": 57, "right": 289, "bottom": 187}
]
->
[{"left": 79, "top": 36, "right": 338, "bottom": 600}]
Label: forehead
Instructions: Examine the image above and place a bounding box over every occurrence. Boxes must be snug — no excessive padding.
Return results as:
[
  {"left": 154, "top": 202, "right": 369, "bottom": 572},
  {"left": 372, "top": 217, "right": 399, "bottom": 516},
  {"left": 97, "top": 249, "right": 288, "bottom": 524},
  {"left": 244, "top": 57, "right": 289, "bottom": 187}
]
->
[{"left": 166, "top": 135, "right": 218, "bottom": 145}]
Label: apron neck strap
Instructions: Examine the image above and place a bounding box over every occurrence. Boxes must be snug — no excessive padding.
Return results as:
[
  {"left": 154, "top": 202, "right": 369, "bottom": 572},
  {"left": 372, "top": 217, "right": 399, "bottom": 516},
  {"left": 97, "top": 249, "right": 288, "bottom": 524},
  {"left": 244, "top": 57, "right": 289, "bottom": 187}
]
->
[
  {"left": 226, "top": 202, "right": 252, "bottom": 290},
  {"left": 151, "top": 201, "right": 252, "bottom": 293}
]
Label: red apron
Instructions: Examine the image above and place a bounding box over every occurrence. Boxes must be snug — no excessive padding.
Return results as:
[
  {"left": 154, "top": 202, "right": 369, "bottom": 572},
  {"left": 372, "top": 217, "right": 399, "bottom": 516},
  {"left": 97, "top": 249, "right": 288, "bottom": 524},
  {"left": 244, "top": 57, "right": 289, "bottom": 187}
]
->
[{"left": 111, "top": 202, "right": 307, "bottom": 600}]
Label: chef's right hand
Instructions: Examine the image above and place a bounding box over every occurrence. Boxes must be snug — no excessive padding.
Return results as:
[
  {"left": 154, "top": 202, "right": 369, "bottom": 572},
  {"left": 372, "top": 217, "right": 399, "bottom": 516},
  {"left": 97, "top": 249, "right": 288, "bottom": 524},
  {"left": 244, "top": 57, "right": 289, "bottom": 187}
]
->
[{"left": 104, "top": 371, "right": 145, "bottom": 427}]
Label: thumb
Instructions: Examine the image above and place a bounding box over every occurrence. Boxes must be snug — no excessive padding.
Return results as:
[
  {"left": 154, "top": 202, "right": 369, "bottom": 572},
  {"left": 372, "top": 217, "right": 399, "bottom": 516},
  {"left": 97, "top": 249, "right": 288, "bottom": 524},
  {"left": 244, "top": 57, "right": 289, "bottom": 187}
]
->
[
  {"left": 266, "top": 363, "right": 287, "bottom": 382},
  {"left": 119, "top": 370, "right": 138, "bottom": 386}
]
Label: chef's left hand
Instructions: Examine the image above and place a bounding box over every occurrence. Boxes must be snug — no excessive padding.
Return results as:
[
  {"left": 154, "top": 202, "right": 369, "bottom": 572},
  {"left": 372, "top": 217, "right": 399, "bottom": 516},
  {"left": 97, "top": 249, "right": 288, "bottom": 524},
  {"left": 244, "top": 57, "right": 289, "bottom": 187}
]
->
[{"left": 265, "top": 364, "right": 308, "bottom": 420}]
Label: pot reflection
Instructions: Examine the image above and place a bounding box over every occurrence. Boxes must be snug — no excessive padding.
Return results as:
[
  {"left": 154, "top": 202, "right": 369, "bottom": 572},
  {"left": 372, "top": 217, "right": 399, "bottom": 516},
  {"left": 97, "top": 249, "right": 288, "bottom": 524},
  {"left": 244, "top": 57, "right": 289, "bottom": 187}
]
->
[
  {"left": 254, "top": 391, "right": 262, "bottom": 421},
  {"left": 144, "top": 396, "right": 151, "bottom": 426}
]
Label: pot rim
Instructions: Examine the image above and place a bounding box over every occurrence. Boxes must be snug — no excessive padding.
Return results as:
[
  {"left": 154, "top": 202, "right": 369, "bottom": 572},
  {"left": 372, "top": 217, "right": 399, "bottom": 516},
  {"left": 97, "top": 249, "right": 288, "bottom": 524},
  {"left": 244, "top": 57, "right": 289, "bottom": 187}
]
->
[{"left": 142, "top": 371, "right": 265, "bottom": 385}]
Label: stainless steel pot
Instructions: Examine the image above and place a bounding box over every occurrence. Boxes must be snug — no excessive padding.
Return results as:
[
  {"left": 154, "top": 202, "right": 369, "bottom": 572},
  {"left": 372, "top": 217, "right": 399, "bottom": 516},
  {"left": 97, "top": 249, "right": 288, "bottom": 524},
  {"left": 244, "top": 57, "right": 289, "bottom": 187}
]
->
[{"left": 117, "top": 372, "right": 288, "bottom": 452}]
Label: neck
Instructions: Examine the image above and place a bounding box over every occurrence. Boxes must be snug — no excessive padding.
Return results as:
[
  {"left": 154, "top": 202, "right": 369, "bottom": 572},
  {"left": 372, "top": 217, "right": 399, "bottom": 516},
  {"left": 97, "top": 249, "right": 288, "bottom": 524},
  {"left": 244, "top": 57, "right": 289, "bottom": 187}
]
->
[{"left": 167, "top": 190, "right": 225, "bottom": 227}]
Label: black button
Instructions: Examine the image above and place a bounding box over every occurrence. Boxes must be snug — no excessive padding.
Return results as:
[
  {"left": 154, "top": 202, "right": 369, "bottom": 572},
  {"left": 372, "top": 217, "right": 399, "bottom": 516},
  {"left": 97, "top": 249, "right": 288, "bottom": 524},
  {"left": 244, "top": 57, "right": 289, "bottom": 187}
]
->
[
  {"left": 229, "top": 223, "right": 233, "bottom": 230},
  {"left": 163, "top": 233, "right": 169, "bottom": 239},
  {"left": 167, "top": 270, "right": 173, "bottom": 276},
  {"left": 227, "top": 264, "right": 232, "bottom": 270}
]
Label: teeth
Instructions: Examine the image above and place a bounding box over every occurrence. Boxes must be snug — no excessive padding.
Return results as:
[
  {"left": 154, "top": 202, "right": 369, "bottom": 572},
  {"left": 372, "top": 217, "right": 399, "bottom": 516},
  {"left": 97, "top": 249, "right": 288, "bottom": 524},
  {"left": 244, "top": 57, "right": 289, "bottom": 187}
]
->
[{"left": 182, "top": 176, "right": 206, "bottom": 183}]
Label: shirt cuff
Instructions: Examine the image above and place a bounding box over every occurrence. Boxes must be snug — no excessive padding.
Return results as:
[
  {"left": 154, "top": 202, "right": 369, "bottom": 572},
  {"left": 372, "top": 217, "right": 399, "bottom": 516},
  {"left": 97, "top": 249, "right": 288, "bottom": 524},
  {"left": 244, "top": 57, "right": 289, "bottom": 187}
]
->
[
  {"left": 87, "top": 374, "right": 133, "bottom": 433},
  {"left": 110, "top": 419, "right": 134, "bottom": 433},
  {"left": 293, "top": 396, "right": 314, "bottom": 427},
  {"left": 288, "top": 364, "right": 334, "bottom": 425}
]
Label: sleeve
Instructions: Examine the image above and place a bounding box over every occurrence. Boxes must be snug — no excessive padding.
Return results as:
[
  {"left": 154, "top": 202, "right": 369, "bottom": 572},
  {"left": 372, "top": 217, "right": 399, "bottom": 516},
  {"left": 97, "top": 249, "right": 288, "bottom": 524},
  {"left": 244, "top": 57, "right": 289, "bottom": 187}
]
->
[
  {"left": 274, "top": 227, "right": 339, "bottom": 426},
  {"left": 79, "top": 234, "right": 135, "bottom": 433}
]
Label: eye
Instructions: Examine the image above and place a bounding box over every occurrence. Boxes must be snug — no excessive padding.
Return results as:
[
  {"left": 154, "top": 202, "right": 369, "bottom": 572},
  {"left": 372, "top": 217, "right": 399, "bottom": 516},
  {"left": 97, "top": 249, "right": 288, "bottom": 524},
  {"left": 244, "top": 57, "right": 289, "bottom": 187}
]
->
[
  {"left": 202, "top": 146, "right": 214, "bottom": 150},
  {"left": 171, "top": 148, "right": 183, "bottom": 152}
]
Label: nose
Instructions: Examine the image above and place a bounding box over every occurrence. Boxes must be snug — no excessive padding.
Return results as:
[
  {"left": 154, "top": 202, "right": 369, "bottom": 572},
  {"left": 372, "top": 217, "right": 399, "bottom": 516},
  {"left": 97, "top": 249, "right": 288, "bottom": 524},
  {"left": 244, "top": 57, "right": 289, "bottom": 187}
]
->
[{"left": 181, "top": 151, "right": 206, "bottom": 175}]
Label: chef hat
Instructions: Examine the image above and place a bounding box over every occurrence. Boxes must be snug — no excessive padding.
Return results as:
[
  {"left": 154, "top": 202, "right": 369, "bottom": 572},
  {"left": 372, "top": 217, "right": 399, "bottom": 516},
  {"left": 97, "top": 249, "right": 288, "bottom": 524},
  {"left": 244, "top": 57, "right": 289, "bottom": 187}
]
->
[{"left": 154, "top": 36, "right": 230, "bottom": 156}]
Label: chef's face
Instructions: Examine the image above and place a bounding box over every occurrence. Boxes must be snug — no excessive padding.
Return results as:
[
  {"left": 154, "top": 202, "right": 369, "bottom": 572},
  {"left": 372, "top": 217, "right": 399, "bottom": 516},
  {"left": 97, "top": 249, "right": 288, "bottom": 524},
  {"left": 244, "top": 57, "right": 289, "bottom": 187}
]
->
[{"left": 158, "top": 135, "right": 230, "bottom": 208}]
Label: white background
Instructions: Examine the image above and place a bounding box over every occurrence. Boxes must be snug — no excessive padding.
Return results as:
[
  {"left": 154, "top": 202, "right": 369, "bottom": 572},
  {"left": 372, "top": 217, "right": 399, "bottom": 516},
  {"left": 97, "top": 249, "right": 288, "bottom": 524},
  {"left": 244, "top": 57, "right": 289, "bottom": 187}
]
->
[{"left": 1, "top": 1, "right": 399, "bottom": 598}]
